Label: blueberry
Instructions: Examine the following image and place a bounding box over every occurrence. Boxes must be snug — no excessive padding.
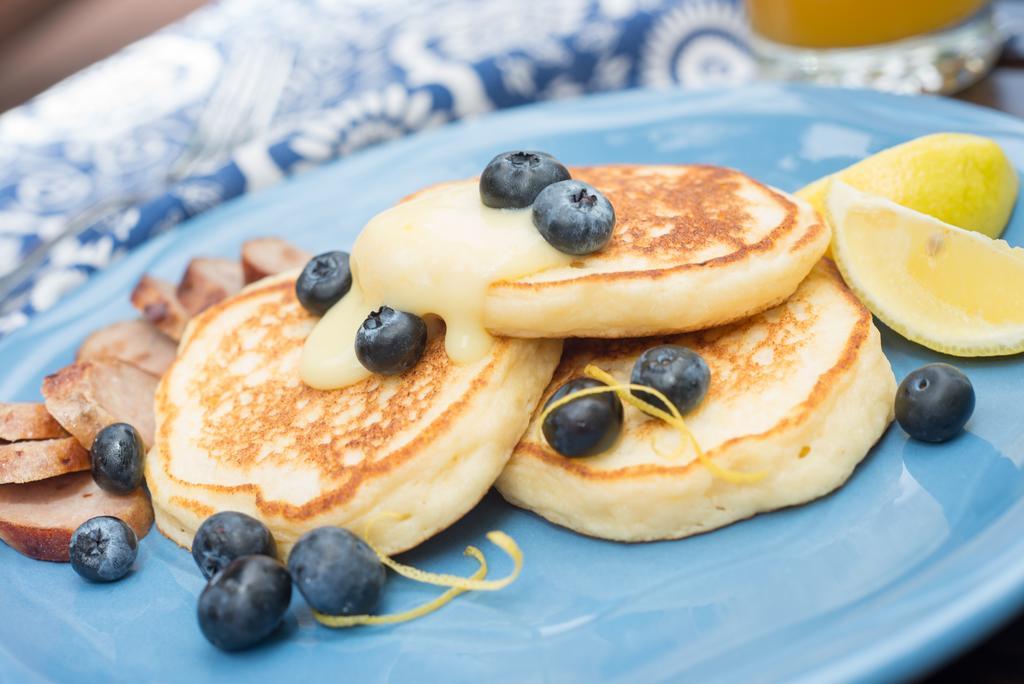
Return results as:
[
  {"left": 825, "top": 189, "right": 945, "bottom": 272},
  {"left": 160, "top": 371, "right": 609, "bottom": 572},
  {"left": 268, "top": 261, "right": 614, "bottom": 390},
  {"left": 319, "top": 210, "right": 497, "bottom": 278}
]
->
[
  {"left": 532, "top": 180, "right": 615, "bottom": 255},
  {"left": 69, "top": 516, "right": 138, "bottom": 582},
  {"left": 192, "top": 511, "right": 278, "bottom": 580},
  {"left": 542, "top": 377, "right": 623, "bottom": 458},
  {"left": 479, "top": 151, "right": 570, "bottom": 209},
  {"left": 90, "top": 423, "right": 144, "bottom": 494},
  {"left": 197, "top": 555, "right": 292, "bottom": 651},
  {"left": 895, "top": 363, "right": 975, "bottom": 443},
  {"left": 287, "top": 527, "right": 385, "bottom": 616},
  {"left": 630, "top": 345, "right": 711, "bottom": 416},
  {"left": 354, "top": 306, "right": 427, "bottom": 375},
  {"left": 296, "top": 251, "right": 352, "bottom": 316}
]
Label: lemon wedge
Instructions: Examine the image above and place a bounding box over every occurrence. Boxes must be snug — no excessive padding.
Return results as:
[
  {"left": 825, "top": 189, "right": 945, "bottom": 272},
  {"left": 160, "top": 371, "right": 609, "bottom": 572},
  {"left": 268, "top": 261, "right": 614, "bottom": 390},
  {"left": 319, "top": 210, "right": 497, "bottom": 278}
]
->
[
  {"left": 826, "top": 181, "right": 1024, "bottom": 357},
  {"left": 799, "top": 133, "right": 1019, "bottom": 239}
]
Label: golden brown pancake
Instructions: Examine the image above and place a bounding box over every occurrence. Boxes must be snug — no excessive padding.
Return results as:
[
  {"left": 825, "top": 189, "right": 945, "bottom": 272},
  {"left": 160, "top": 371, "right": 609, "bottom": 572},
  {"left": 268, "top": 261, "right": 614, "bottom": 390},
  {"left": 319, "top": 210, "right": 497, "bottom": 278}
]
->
[
  {"left": 147, "top": 273, "right": 561, "bottom": 557},
  {"left": 482, "top": 164, "right": 830, "bottom": 338},
  {"left": 497, "top": 261, "right": 895, "bottom": 541}
]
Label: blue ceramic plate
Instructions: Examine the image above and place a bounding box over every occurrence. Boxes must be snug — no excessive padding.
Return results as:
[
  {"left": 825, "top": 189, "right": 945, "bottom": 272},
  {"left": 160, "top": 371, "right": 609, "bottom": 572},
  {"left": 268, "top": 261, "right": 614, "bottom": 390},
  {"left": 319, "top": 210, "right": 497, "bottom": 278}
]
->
[{"left": 2, "top": 85, "right": 1023, "bottom": 684}]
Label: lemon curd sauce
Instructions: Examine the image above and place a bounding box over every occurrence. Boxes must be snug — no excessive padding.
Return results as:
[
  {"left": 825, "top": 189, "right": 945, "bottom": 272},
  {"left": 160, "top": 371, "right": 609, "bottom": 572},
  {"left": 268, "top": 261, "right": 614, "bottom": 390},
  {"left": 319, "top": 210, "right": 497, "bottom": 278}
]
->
[{"left": 301, "top": 180, "right": 572, "bottom": 389}]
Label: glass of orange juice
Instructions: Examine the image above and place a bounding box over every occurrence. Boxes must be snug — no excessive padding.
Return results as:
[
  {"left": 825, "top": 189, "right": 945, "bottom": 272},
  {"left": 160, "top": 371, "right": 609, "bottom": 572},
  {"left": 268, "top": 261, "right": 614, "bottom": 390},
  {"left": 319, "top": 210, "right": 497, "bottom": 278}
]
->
[{"left": 746, "top": 0, "right": 1002, "bottom": 94}]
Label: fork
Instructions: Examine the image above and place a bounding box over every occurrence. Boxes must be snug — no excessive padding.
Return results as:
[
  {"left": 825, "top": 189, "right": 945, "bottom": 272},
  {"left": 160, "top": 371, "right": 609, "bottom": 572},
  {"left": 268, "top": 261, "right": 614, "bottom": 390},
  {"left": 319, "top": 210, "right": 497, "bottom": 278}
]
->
[
  {"left": 170, "top": 43, "right": 292, "bottom": 179},
  {"left": 0, "top": 45, "right": 294, "bottom": 305}
]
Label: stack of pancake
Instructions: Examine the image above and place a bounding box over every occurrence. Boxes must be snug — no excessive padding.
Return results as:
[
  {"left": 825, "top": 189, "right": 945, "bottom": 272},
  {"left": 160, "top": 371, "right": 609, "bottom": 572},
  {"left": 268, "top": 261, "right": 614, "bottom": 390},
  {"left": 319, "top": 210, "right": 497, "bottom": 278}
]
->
[{"left": 146, "top": 164, "right": 896, "bottom": 557}]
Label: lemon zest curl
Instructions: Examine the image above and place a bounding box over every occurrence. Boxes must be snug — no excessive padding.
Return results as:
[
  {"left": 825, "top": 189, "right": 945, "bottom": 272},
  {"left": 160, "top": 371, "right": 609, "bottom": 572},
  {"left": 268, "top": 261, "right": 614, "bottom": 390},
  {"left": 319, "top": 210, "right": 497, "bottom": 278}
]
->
[
  {"left": 313, "top": 513, "right": 523, "bottom": 629},
  {"left": 375, "top": 531, "right": 522, "bottom": 591},
  {"left": 313, "top": 545, "right": 488, "bottom": 627},
  {"left": 537, "top": 364, "right": 765, "bottom": 485}
]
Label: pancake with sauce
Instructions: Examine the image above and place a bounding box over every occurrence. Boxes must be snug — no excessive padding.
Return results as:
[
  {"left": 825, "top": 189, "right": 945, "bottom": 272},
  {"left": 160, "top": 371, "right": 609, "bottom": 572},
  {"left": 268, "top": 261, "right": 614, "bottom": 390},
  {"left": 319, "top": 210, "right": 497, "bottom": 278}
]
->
[
  {"left": 496, "top": 261, "right": 895, "bottom": 542},
  {"left": 481, "top": 164, "right": 831, "bottom": 338},
  {"left": 298, "top": 164, "right": 828, "bottom": 393},
  {"left": 146, "top": 272, "right": 562, "bottom": 557}
]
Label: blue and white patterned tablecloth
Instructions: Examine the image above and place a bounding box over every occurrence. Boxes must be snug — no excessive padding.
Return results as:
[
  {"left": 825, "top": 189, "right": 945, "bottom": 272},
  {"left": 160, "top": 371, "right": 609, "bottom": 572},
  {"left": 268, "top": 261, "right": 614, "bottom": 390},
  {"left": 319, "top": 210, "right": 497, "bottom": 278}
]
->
[{"left": 0, "top": 0, "right": 754, "bottom": 336}]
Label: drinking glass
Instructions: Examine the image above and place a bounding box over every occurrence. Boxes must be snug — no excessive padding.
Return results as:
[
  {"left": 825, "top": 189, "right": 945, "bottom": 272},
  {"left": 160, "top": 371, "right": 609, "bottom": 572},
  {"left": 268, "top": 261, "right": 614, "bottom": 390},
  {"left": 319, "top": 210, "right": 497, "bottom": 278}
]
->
[{"left": 747, "top": 0, "right": 1003, "bottom": 94}]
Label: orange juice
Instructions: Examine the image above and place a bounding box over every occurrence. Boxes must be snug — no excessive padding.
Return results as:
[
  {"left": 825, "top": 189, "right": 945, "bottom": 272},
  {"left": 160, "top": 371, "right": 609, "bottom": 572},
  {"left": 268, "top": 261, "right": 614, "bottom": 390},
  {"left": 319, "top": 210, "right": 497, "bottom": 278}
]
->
[{"left": 747, "top": 0, "right": 990, "bottom": 49}]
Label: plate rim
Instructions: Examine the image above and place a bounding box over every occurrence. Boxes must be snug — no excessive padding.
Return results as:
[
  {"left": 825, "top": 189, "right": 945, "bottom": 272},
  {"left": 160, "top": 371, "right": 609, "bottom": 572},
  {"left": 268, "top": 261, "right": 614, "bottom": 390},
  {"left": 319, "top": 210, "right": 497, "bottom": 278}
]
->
[{"left": 2, "top": 83, "right": 1024, "bottom": 683}]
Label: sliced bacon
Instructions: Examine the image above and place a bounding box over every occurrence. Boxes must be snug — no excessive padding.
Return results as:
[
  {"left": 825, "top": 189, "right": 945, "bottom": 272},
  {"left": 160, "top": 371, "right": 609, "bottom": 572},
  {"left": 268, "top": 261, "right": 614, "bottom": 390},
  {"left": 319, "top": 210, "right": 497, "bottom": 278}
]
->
[
  {"left": 176, "top": 257, "right": 243, "bottom": 317},
  {"left": 0, "top": 402, "right": 66, "bottom": 441},
  {"left": 77, "top": 319, "right": 178, "bottom": 377},
  {"left": 130, "top": 275, "right": 189, "bottom": 341},
  {"left": 41, "top": 359, "right": 158, "bottom": 450},
  {"left": 0, "top": 437, "right": 90, "bottom": 484},
  {"left": 241, "top": 237, "right": 311, "bottom": 284},
  {"left": 0, "top": 471, "right": 153, "bottom": 561}
]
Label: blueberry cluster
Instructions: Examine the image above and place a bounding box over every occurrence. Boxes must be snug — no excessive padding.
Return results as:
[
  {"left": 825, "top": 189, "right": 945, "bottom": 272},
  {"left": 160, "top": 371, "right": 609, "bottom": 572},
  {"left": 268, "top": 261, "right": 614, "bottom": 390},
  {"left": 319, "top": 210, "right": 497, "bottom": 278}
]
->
[
  {"left": 543, "top": 344, "right": 711, "bottom": 458},
  {"left": 73, "top": 422, "right": 389, "bottom": 653},
  {"left": 481, "top": 150, "right": 615, "bottom": 256},
  {"left": 296, "top": 249, "right": 429, "bottom": 376},
  {"left": 296, "top": 150, "right": 617, "bottom": 380},
  {"left": 191, "top": 513, "right": 385, "bottom": 651},
  {"left": 67, "top": 423, "right": 149, "bottom": 583}
]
